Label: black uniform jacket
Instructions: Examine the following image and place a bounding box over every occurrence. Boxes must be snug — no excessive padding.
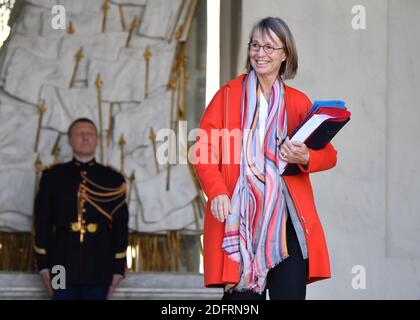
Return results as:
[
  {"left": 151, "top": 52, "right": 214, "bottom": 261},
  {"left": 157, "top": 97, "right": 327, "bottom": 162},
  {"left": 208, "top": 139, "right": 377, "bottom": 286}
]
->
[{"left": 34, "top": 158, "right": 129, "bottom": 286}]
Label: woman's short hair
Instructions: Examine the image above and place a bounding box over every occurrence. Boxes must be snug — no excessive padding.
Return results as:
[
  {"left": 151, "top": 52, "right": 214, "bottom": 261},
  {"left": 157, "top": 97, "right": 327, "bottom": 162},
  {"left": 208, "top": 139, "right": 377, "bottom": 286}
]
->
[{"left": 246, "top": 17, "right": 298, "bottom": 80}]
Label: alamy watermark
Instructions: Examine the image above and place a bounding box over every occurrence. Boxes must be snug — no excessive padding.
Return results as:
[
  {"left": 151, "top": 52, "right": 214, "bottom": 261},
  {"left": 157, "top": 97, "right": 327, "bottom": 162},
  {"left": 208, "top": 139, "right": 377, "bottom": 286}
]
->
[
  {"left": 351, "top": 265, "right": 367, "bottom": 290},
  {"left": 51, "top": 5, "right": 66, "bottom": 30},
  {"left": 51, "top": 265, "right": 66, "bottom": 290},
  {"left": 352, "top": 5, "right": 366, "bottom": 30}
]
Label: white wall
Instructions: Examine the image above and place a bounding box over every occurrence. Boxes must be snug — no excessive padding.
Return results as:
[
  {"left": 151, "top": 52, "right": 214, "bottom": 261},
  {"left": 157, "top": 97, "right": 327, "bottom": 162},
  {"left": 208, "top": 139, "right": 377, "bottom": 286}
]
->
[{"left": 239, "top": 0, "right": 420, "bottom": 299}]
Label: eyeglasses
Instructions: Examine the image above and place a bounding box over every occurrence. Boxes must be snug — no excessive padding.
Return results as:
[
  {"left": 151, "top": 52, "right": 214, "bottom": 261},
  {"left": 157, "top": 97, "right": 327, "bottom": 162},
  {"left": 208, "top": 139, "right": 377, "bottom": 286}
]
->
[{"left": 248, "top": 42, "right": 284, "bottom": 54}]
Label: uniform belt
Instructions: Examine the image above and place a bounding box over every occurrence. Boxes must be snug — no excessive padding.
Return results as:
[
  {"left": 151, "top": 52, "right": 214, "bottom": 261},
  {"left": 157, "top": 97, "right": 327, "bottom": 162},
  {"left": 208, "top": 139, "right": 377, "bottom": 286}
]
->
[{"left": 70, "top": 222, "right": 98, "bottom": 233}]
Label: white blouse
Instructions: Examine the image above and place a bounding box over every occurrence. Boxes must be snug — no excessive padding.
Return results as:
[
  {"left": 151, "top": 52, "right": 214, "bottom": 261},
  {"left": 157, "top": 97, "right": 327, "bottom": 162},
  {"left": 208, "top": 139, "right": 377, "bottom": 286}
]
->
[{"left": 259, "top": 91, "right": 268, "bottom": 145}]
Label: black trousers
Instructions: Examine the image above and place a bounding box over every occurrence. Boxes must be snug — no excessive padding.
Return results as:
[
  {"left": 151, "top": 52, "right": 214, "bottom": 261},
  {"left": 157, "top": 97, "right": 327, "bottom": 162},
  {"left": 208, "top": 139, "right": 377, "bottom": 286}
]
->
[
  {"left": 222, "top": 215, "right": 308, "bottom": 300},
  {"left": 53, "top": 285, "right": 108, "bottom": 300}
]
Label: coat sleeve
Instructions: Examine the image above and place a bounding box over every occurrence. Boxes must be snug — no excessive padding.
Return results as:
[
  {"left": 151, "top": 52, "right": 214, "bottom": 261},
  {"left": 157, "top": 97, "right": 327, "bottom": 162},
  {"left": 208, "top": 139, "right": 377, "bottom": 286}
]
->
[
  {"left": 298, "top": 142, "right": 337, "bottom": 173},
  {"left": 193, "top": 88, "right": 229, "bottom": 201},
  {"left": 112, "top": 177, "right": 129, "bottom": 276},
  {"left": 33, "top": 170, "right": 53, "bottom": 271},
  {"left": 297, "top": 95, "right": 338, "bottom": 173}
]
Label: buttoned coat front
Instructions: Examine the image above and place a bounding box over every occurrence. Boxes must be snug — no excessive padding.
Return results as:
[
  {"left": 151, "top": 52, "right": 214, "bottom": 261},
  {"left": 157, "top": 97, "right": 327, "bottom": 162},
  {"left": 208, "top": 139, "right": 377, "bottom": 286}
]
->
[{"left": 194, "top": 74, "right": 337, "bottom": 287}]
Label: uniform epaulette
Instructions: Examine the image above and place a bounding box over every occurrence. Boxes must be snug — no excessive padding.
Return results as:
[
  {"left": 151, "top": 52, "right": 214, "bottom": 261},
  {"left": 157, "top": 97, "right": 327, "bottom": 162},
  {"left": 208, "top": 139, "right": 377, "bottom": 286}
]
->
[
  {"left": 42, "top": 162, "right": 60, "bottom": 171},
  {"left": 106, "top": 164, "right": 124, "bottom": 178},
  {"left": 106, "top": 165, "right": 128, "bottom": 181},
  {"left": 106, "top": 165, "right": 122, "bottom": 175}
]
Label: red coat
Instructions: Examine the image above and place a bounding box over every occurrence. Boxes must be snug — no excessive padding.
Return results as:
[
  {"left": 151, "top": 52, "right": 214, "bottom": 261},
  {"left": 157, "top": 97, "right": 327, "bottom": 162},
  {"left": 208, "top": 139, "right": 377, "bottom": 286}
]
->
[{"left": 193, "top": 74, "right": 337, "bottom": 287}]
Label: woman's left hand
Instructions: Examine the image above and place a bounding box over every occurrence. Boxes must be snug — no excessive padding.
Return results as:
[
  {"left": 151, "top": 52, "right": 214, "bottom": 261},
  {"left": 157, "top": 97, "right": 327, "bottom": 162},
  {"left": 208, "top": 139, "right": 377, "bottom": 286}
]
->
[{"left": 280, "top": 137, "right": 310, "bottom": 166}]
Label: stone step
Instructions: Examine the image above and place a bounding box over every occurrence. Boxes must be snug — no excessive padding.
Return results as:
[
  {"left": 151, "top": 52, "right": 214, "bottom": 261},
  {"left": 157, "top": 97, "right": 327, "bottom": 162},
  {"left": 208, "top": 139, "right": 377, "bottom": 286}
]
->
[{"left": 0, "top": 272, "right": 223, "bottom": 300}]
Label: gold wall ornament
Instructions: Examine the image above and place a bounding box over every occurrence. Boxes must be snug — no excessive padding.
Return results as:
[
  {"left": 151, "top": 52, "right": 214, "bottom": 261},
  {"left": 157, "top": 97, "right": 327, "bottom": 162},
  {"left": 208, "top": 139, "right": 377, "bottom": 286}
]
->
[
  {"left": 169, "top": 0, "right": 187, "bottom": 43},
  {"left": 166, "top": 79, "right": 178, "bottom": 192},
  {"left": 51, "top": 133, "right": 62, "bottom": 164},
  {"left": 183, "top": 0, "right": 199, "bottom": 41},
  {"left": 176, "top": 71, "right": 182, "bottom": 121},
  {"left": 181, "top": 71, "right": 189, "bottom": 119},
  {"left": 175, "top": 25, "right": 184, "bottom": 40},
  {"left": 168, "top": 78, "right": 177, "bottom": 91},
  {"left": 107, "top": 102, "right": 114, "bottom": 147},
  {"left": 67, "top": 21, "right": 75, "bottom": 34},
  {"left": 34, "top": 155, "right": 43, "bottom": 174},
  {"left": 167, "top": 42, "right": 181, "bottom": 88},
  {"left": 125, "top": 17, "right": 139, "bottom": 48},
  {"left": 181, "top": 52, "right": 188, "bottom": 119},
  {"left": 148, "top": 127, "right": 160, "bottom": 174},
  {"left": 95, "top": 73, "right": 104, "bottom": 163},
  {"left": 34, "top": 101, "right": 46, "bottom": 153},
  {"left": 101, "top": 0, "right": 110, "bottom": 33},
  {"left": 175, "top": 0, "right": 199, "bottom": 41},
  {"left": 143, "top": 46, "right": 151, "bottom": 98},
  {"left": 174, "top": 43, "right": 187, "bottom": 121},
  {"left": 175, "top": 0, "right": 196, "bottom": 40},
  {"left": 118, "top": 4, "right": 126, "bottom": 31},
  {"left": 69, "top": 47, "right": 84, "bottom": 88},
  {"left": 168, "top": 79, "right": 177, "bottom": 128},
  {"left": 51, "top": 143, "right": 61, "bottom": 165},
  {"left": 127, "top": 170, "right": 135, "bottom": 204},
  {"left": 119, "top": 134, "right": 126, "bottom": 174}
]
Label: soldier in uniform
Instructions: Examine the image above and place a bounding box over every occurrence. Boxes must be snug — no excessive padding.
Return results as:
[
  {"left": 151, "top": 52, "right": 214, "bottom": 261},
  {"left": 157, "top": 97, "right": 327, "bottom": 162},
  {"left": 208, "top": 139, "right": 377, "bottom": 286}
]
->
[{"left": 33, "top": 118, "right": 129, "bottom": 300}]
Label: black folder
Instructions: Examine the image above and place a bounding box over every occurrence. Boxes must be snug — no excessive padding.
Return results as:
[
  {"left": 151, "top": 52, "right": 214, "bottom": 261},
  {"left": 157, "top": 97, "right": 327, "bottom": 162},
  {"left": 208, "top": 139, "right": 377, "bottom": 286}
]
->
[{"left": 282, "top": 117, "right": 350, "bottom": 175}]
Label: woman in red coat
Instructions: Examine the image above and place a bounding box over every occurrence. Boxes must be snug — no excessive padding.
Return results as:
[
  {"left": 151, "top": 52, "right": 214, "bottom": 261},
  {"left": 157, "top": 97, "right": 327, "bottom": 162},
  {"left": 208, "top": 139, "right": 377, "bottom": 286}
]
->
[{"left": 193, "top": 17, "right": 337, "bottom": 300}]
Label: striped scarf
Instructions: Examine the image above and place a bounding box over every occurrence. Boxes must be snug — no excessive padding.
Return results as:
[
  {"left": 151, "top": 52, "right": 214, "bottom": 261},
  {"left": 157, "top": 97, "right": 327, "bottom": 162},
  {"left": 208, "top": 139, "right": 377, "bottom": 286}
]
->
[{"left": 222, "top": 70, "right": 289, "bottom": 293}]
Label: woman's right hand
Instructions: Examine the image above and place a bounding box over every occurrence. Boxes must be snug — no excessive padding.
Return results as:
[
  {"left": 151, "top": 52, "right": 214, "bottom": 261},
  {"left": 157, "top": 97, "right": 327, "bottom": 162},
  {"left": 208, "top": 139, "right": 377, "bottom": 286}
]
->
[{"left": 210, "top": 194, "right": 231, "bottom": 222}]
